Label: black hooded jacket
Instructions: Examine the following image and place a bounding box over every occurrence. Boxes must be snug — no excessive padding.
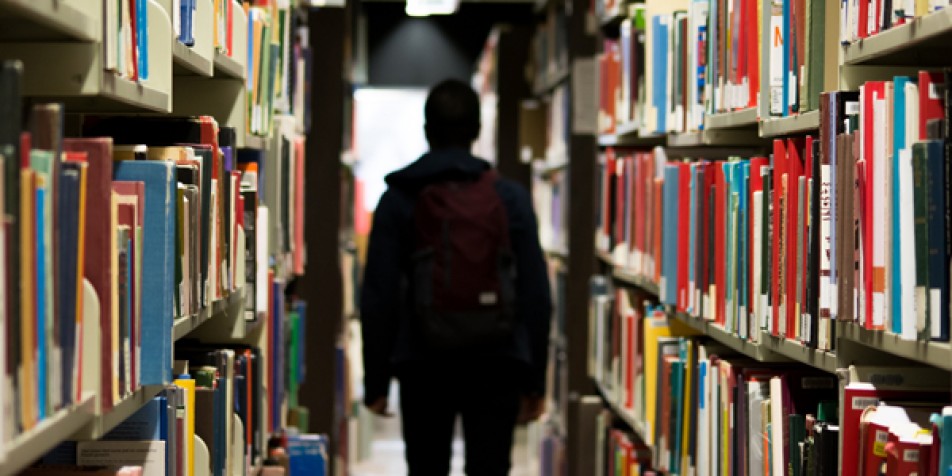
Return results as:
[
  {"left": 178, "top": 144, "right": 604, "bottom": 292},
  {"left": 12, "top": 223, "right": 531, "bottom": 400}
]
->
[{"left": 359, "top": 147, "right": 552, "bottom": 404}]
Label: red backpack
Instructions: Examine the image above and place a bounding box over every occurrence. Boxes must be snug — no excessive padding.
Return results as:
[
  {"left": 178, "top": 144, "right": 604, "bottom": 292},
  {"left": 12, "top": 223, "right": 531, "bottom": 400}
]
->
[{"left": 411, "top": 170, "right": 517, "bottom": 350}]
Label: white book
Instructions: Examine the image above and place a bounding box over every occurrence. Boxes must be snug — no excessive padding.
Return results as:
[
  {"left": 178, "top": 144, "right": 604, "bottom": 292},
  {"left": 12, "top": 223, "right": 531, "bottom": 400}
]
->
[
  {"left": 753, "top": 191, "right": 763, "bottom": 340},
  {"left": 696, "top": 352, "right": 709, "bottom": 476},
  {"left": 748, "top": 379, "right": 770, "bottom": 476},
  {"left": 873, "top": 95, "right": 887, "bottom": 329},
  {"left": 105, "top": 0, "right": 119, "bottom": 71},
  {"left": 78, "top": 440, "right": 166, "bottom": 476},
  {"left": 770, "top": 376, "right": 785, "bottom": 476},
  {"left": 819, "top": 159, "right": 833, "bottom": 348}
]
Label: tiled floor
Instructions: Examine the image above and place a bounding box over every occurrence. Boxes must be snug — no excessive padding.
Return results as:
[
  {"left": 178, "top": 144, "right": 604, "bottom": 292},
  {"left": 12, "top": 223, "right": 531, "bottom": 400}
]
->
[{"left": 349, "top": 406, "right": 536, "bottom": 476}]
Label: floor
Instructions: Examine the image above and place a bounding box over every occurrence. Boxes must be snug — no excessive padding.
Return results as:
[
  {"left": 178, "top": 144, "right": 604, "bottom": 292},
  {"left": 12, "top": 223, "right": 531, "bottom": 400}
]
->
[{"left": 349, "top": 393, "right": 537, "bottom": 476}]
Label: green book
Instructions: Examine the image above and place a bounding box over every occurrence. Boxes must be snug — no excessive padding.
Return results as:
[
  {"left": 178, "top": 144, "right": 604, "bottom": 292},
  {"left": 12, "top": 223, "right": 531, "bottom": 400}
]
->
[{"left": 788, "top": 414, "right": 806, "bottom": 476}]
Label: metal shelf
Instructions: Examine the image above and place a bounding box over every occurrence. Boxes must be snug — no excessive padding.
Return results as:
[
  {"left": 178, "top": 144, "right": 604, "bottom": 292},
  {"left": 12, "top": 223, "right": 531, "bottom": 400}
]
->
[
  {"left": 0, "top": 0, "right": 99, "bottom": 42},
  {"left": 79, "top": 385, "right": 165, "bottom": 440},
  {"left": 672, "top": 313, "right": 789, "bottom": 363},
  {"left": 838, "top": 322, "right": 952, "bottom": 371},
  {"left": 593, "top": 379, "right": 652, "bottom": 452},
  {"left": 244, "top": 133, "right": 269, "bottom": 150},
  {"left": 703, "top": 107, "right": 758, "bottom": 130},
  {"left": 612, "top": 269, "right": 661, "bottom": 296},
  {"left": 598, "top": 122, "right": 666, "bottom": 148},
  {"left": 0, "top": 394, "right": 96, "bottom": 475},
  {"left": 173, "top": 41, "right": 214, "bottom": 77},
  {"left": 844, "top": 8, "right": 952, "bottom": 66},
  {"left": 667, "top": 128, "right": 765, "bottom": 148},
  {"left": 759, "top": 110, "right": 820, "bottom": 137},
  {"left": 173, "top": 289, "right": 246, "bottom": 341},
  {"left": 759, "top": 332, "right": 838, "bottom": 374},
  {"left": 214, "top": 52, "right": 246, "bottom": 80}
]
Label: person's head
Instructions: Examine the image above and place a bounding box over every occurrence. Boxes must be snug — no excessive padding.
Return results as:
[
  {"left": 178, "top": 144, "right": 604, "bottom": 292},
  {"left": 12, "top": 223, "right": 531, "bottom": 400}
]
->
[{"left": 424, "top": 79, "right": 481, "bottom": 150}]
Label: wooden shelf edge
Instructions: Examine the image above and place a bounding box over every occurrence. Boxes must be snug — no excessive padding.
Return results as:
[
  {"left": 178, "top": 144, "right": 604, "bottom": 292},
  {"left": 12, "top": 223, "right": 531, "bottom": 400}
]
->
[
  {"left": 672, "top": 312, "right": 788, "bottom": 363},
  {"left": 0, "top": 394, "right": 96, "bottom": 474},
  {"left": 92, "top": 385, "right": 165, "bottom": 439}
]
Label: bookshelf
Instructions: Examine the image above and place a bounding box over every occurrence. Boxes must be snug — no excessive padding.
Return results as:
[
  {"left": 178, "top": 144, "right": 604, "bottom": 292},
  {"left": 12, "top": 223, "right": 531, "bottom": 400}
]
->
[
  {"left": 0, "top": 0, "right": 99, "bottom": 42},
  {"left": 582, "top": 1, "right": 952, "bottom": 474},
  {"left": 0, "top": 395, "right": 96, "bottom": 475},
  {"left": 843, "top": 7, "right": 952, "bottom": 66},
  {"left": 0, "top": 0, "right": 321, "bottom": 474}
]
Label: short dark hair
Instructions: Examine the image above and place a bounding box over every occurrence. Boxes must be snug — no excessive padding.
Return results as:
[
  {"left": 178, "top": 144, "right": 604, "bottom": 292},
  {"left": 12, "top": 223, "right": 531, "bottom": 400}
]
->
[{"left": 424, "top": 79, "right": 481, "bottom": 148}]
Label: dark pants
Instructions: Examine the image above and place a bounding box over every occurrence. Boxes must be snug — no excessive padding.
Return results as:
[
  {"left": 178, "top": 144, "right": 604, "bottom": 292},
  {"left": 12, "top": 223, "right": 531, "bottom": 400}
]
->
[{"left": 398, "top": 358, "right": 523, "bottom": 476}]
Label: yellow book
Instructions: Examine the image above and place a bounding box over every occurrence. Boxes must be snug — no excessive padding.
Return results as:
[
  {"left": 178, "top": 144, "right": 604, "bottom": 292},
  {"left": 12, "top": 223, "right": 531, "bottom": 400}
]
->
[
  {"left": 19, "top": 167, "right": 36, "bottom": 430},
  {"left": 643, "top": 310, "right": 697, "bottom": 446},
  {"left": 174, "top": 377, "right": 196, "bottom": 476}
]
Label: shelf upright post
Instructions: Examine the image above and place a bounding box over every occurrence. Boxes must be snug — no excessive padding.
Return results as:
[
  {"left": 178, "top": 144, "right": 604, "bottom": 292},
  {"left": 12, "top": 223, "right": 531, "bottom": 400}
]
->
[
  {"left": 563, "top": 0, "right": 600, "bottom": 473},
  {"left": 298, "top": 5, "right": 350, "bottom": 475}
]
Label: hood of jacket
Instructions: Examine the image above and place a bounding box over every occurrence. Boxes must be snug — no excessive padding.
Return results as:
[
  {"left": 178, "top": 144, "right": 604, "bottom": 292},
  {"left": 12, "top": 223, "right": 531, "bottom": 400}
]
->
[{"left": 385, "top": 147, "right": 490, "bottom": 190}]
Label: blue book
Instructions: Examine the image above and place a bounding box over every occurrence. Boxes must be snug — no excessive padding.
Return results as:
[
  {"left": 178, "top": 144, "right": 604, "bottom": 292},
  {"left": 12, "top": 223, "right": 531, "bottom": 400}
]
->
[
  {"left": 670, "top": 345, "right": 686, "bottom": 473},
  {"left": 662, "top": 164, "right": 680, "bottom": 305},
  {"left": 271, "top": 281, "right": 286, "bottom": 431},
  {"left": 891, "top": 76, "right": 913, "bottom": 335},
  {"left": 180, "top": 0, "right": 195, "bottom": 46},
  {"left": 940, "top": 410, "right": 952, "bottom": 474},
  {"left": 652, "top": 15, "right": 669, "bottom": 134},
  {"left": 295, "top": 300, "right": 307, "bottom": 383},
  {"left": 104, "top": 396, "right": 164, "bottom": 441},
  {"left": 59, "top": 164, "right": 82, "bottom": 407},
  {"left": 724, "top": 163, "right": 735, "bottom": 328},
  {"left": 739, "top": 162, "right": 750, "bottom": 334},
  {"left": 925, "top": 140, "right": 949, "bottom": 341},
  {"left": 114, "top": 161, "right": 176, "bottom": 385},
  {"left": 136, "top": 0, "right": 148, "bottom": 80},
  {"left": 36, "top": 184, "right": 47, "bottom": 421},
  {"left": 782, "top": 0, "right": 792, "bottom": 116},
  {"left": 288, "top": 434, "right": 329, "bottom": 476}
]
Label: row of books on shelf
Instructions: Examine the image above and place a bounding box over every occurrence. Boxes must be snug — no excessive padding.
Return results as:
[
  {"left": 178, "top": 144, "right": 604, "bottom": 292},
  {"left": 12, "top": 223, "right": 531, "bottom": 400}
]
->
[
  {"left": 597, "top": 0, "right": 836, "bottom": 135},
  {"left": 0, "top": 60, "right": 306, "bottom": 454},
  {"left": 590, "top": 284, "right": 952, "bottom": 476},
  {"left": 21, "top": 312, "right": 319, "bottom": 476},
  {"left": 840, "top": 0, "right": 950, "bottom": 44},
  {"left": 98, "top": 0, "right": 311, "bottom": 136},
  {"left": 596, "top": 70, "right": 952, "bottom": 347}
]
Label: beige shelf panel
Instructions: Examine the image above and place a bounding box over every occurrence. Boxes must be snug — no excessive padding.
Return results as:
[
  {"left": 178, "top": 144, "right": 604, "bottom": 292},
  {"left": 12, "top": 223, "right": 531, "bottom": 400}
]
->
[
  {"left": 0, "top": 394, "right": 96, "bottom": 475},
  {"left": 212, "top": 3, "right": 249, "bottom": 80},
  {"left": 844, "top": 8, "right": 952, "bottom": 66},
  {"left": 667, "top": 128, "right": 764, "bottom": 148},
  {"left": 593, "top": 379, "right": 653, "bottom": 453},
  {"left": 759, "top": 110, "right": 820, "bottom": 137},
  {"left": 672, "top": 313, "right": 789, "bottom": 363},
  {"left": 838, "top": 322, "right": 952, "bottom": 371},
  {"left": 167, "top": 0, "right": 215, "bottom": 77},
  {"left": 759, "top": 332, "right": 838, "bottom": 374},
  {"left": 703, "top": 107, "right": 758, "bottom": 130},
  {"left": 0, "top": 0, "right": 100, "bottom": 42}
]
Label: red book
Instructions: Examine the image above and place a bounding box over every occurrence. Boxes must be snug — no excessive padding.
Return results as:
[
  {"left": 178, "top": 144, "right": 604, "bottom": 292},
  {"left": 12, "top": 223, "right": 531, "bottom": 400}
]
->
[
  {"left": 918, "top": 71, "right": 945, "bottom": 141},
  {"left": 615, "top": 154, "right": 627, "bottom": 249},
  {"left": 772, "top": 139, "right": 787, "bottom": 336},
  {"left": 746, "top": 0, "right": 759, "bottom": 109},
  {"left": 861, "top": 82, "right": 885, "bottom": 329},
  {"left": 700, "top": 161, "right": 714, "bottom": 319},
  {"left": 677, "top": 163, "right": 691, "bottom": 311},
  {"left": 785, "top": 137, "right": 805, "bottom": 339},
  {"left": 112, "top": 181, "right": 144, "bottom": 392},
  {"left": 714, "top": 164, "right": 727, "bottom": 325},
  {"left": 802, "top": 136, "right": 815, "bottom": 333},
  {"left": 632, "top": 154, "right": 645, "bottom": 270},
  {"left": 858, "top": 0, "right": 870, "bottom": 38},
  {"left": 654, "top": 178, "right": 664, "bottom": 283},
  {"left": 128, "top": 0, "right": 138, "bottom": 81},
  {"left": 604, "top": 149, "right": 616, "bottom": 240},
  {"left": 62, "top": 137, "right": 115, "bottom": 410}
]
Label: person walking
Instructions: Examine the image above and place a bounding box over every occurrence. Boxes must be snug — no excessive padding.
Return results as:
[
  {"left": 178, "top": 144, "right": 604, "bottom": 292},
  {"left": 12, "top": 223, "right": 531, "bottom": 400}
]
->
[{"left": 360, "top": 79, "right": 553, "bottom": 476}]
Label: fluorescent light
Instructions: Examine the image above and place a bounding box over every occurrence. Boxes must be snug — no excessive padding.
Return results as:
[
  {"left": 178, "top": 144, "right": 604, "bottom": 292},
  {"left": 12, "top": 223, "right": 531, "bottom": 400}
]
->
[{"left": 405, "top": 0, "right": 460, "bottom": 16}]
